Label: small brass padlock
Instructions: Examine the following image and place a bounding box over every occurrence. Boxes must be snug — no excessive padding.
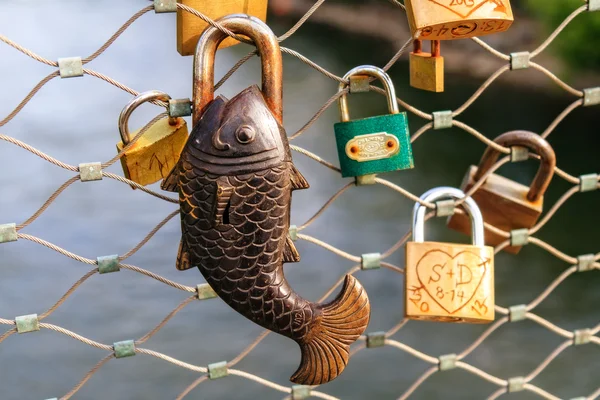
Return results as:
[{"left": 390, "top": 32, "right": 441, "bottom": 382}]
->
[
  {"left": 406, "top": 187, "right": 494, "bottom": 323},
  {"left": 177, "top": 0, "right": 268, "bottom": 55},
  {"left": 405, "top": 0, "right": 514, "bottom": 41},
  {"left": 447, "top": 131, "right": 556, "bottom": 254},
  {"left": 117, "top": 90, "right": 188, "bottom": 186},
  {"left": 410, "top": 39, "right": 444, "bottom": 92},
  {"left": 333, "top": 65, "right": 413, "bottom": 182}
]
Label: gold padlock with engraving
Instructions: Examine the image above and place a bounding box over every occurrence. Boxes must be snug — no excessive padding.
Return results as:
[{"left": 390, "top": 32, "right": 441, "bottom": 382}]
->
[
  {"left": 410, "top": 40, "right": 444, "bottom": 92},
  {"left": 405, "top": 0, "right": 513, "bottom": 41},
  {"left": 406, "top": 187, "right": 494, "bottom": 323},
  {"left": 177, "top": 0, "right": 269, "bottom": 55},
  {"left": 117, "top": 91, "right": 188, "bottom": 186}
]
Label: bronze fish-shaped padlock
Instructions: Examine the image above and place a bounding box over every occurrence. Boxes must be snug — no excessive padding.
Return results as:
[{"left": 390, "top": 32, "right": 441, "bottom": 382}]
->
[{"left": 162, "top": 15, "right": 371, "bottom": 385}]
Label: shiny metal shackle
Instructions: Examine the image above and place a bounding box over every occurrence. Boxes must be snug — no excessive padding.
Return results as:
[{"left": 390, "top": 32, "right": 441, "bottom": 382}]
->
[
  {"left": 413, "top": 187, "right": 485, "bottom": 246},
  {"left": 338, "top": 65, "right": 400, "bottom": 122},
  {"left": 118, "top": 90, "right": 175, "bottom": 145},
  {"left": 193, "top": 14, "right": 283, "bottom": 126}
]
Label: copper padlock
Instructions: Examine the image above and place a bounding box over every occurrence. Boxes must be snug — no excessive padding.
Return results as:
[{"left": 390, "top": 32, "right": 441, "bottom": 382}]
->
[
  {"left": 410, "top": 39, "right": 444, "bottom": 92},
  {"left": 117, "top": 90, "right": 188, "bottom": 186},
  {"left": 405, "top": 0, "right": 514, "bottom": 41},
  {"left": 447, "top": 131, "right": 556, "bottom": 253},
  {"left": 406, "top": 187, "right": 494, "bottom": 323},
  {"left": 177, "top": 0, "right": 268, "bottom": 55}
]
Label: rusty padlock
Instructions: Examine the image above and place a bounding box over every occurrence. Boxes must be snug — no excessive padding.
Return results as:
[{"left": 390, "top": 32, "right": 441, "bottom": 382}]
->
[
  {"left": 410, "top": 39, "right": 444, "bottom": 92},
  {"left": 406, "top": 187, "right": 494, "bottom": 323},
  {"left": 176, "top": 0, "right": 268, "bottom": 55},
  {"left": 404, "top": 0, "right": 514, "bottom": 41},
  {"left": 116, "top": 90, "right": 188, "bottom": 186},
  {"left": 447, "top": 131, "right": 556, "bottom": 253}
]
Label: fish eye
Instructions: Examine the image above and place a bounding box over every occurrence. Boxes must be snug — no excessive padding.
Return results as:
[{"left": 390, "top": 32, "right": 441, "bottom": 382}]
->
[{"left": 235, "top": 125, "right": 256, "bottom": 144}]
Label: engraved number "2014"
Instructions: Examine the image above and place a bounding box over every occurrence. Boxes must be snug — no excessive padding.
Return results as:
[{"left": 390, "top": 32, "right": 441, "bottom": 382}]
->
[{"left": 450, "top": 0, "right": 475, "bottom": 6}]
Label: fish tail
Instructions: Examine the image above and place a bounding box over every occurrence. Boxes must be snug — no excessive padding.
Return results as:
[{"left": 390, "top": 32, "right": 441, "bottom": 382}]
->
[{"left": 290, "top": 275, "right": 370, "bottom": 385}]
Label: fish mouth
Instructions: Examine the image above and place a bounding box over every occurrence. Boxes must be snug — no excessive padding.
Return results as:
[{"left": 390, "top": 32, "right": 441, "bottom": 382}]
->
[{"left": 191, "top": 148, "right": 282, "bottom": 166}]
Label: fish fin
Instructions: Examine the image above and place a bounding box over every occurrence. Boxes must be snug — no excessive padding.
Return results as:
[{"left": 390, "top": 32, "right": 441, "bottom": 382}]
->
[
  {"left": 160, "top": 163, "right": 180, "bottom": 192},
  {"left": 290, "top": 164, "right": 310, "bottom": 191},
  {"left": 283, "top": 236, "right": 301, "bottom": 263},
  {"left": 290, "top": 275, "right": 370, "bottom": 385},
  {"left": 176, "top": 239, "right": 194, "bottom": 271},
  {"left": 214, "top": 182, "right": 234, "bottom": 226}
]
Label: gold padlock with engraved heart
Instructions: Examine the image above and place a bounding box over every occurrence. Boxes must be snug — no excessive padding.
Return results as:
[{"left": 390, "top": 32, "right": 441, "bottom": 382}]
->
[
  {"left": 405, "top": 0, "right": 514, "bottom": 41},
  {"left": 405, "top": 187, "right": 494, "bottom": 323}
]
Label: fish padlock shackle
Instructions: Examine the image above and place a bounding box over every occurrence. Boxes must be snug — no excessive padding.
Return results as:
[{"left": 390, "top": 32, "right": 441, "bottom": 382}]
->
[
  {"left": 473, "top": 130, "right": 556, "bottom": 202},
  {"left": 413, "top": 187, "right": 485, "bottom": 246},
  {"left": 193, "top": 14, "right": 283, "bottom": 126},
  {"left": 338, "top": 65, "right": 400, "bottom": 122},
  {"left": 118, "top": 90, "right": 176, "bottom": 145}
]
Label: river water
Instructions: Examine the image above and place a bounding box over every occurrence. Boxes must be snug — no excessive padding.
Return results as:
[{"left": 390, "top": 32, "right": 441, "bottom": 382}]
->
[{"left": 0, "top": 1, "right": 598, "bottom": 399}]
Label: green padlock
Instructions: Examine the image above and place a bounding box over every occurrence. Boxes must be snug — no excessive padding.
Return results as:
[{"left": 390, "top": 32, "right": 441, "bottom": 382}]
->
[{"left": 334, "top": 65, "right": 413, "bottom": 182}]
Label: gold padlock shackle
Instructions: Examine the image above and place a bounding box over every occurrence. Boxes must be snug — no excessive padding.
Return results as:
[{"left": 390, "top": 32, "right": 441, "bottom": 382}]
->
[
  {"left": 338, "top": 65, "right": 399, "bottom": 122},
  {"left": 474, "top": 131, "right": 556, "bottom": 202},
  {"left": 193, "top": 14, "right": 283, "bottom": 126},
  {"left": 119, "top": 90, "right": 176, "bottom": 145}
]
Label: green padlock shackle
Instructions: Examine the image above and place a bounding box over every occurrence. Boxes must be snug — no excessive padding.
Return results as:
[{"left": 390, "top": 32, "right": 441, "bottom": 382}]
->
[
  {"left": 118, "top": 90, "right": 176, "bottom": 145},
  {"left": 338, "top": 65, "right": 400, "bottom": 122}
]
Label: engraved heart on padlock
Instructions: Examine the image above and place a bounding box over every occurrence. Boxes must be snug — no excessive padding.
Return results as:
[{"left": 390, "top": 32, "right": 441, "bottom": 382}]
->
[
  {"left": 427, "top": 0, "right": 508, "bottom": 19},
  {"left": 416, "top": 250, "right": 490, "bottom": 314}
]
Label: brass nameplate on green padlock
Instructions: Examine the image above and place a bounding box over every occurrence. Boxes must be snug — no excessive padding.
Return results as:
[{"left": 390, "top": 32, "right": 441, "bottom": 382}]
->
[
  {"left": 345, "top": 132, "right": 400, "bottom": 162},
  {"left": 334, "top": 66, "right": 413, "bottom": 179}
]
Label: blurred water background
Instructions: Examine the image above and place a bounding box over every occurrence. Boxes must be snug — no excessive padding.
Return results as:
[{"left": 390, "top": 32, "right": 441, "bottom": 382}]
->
[{"left": 0, "top": 1, "right": 598, "bottom": 399}]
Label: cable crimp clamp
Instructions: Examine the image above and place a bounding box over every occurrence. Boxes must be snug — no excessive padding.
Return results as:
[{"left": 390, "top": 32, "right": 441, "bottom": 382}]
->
[
  {"left": 79, "top": 162, "right": 102, "bottom": 182},
  {"left": 436, "top": 199, "right": 455, "bottom": 217},
  {"left": 510, "top": 229, "right": 529, "bottom": 247},
  {"left": 0, "top": 223, "right": 17, "bottom": 243},
  {"left": 114, "top": 340, "right": 136, "bottom": 358},
  {"left": 361, "top": 253, "right": 381, "bottom": 270},
  {"left": 208, "top": 361, "right": 228, "bottom": 379},
  {"left": 438, "top": 354, "right": 457, "bottom": 371},
  {"left": 510, "top": 52, "right": 530, "bottom": 70},
  {"left": 355, "top": 174, "right": 377, "bottom": 186},
  {"left": 168, "top": 98, "right": 192, "bottom": 117},
  {"left": 197, "top": 283, "right": 217, "bottom": 300},
  {"left": 366, "top": 331, "right": 386, "bottom": 348},
  {"left": 98, "top": 255, "right": 120, "bottom": 274},
  {"left": 508, "top": 376, "right": 525, "bottom": 392},
  {"left": 292, "top": 385, "right": 311, "bottom": 400},
  {"left": 349, "top": 75, "right": 370, "bottom": 93},
  {"left": 154, "top": 0, "right": 177, "bottom": 13},
  {"left": 579, "top": 174, "right": 598, "bottom": 192},
  {"left": 509, "top": 304, "right": 527, "bottom": 322},
  {"left": 289, "top": 225, "right": 298, "bottom": 241},
  {"left": 433, "top": 110, "right": 453, "bottom": 130},
  {"left": 510, "top": 146, "right": 529, "bottom": 162},
  {"left": 15, "top": 314, "right": 40, "bottom": 334},
  {"left": 58, "top": 57, "right": 83, "bottom": 78},
  {"left": 573, "top": 329, "right": 592, "bottom": 345},
  {"left": 584, "top": 87, "right": 600, "bottom": 106},
  {"left": 577, "top": 254, "right": 595, "bottom": 272}
]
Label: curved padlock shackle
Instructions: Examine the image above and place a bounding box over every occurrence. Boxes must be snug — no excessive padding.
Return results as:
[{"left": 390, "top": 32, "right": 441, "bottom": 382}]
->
[
  {"left": 473, "top": 130, "right": 556, "bottom": 202},
  {"left": 118, "top": 90, "right": 174, "bottom": 145},
  {"left": 413, "top": 187, "right": 485, "bottom": 246},
  {"left": 193, "top": 14, "right": 282, "bottom": 126},
  {"left": 338, "top": 65, "right": 400, "bottom": 122}
]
